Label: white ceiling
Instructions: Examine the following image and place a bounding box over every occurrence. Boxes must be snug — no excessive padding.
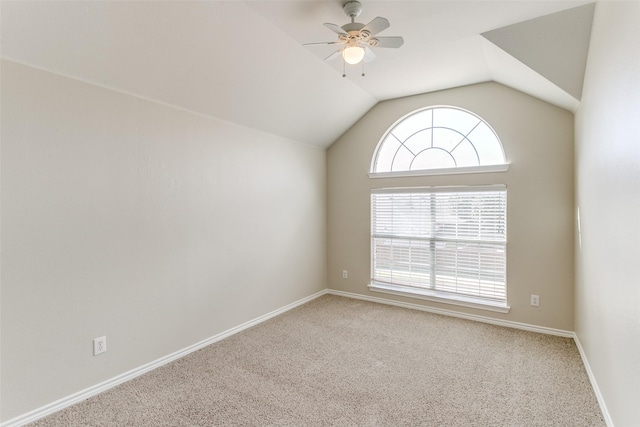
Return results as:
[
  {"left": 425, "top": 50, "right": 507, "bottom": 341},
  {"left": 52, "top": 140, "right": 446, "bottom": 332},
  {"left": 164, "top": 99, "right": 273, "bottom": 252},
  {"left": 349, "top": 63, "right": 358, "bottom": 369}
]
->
[{"left": 0, "top": 1, "right": 594, "bottom": 148}]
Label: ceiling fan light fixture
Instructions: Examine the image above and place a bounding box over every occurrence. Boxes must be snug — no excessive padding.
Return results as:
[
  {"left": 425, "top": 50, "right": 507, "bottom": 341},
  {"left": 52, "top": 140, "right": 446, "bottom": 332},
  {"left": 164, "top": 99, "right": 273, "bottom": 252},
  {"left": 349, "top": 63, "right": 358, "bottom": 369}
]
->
[
  {"left": 342, "top": 45, "right": 365, "bottom": 65},
  {"left": 303, "top": 1, "right": 403, "bottom": 74}
]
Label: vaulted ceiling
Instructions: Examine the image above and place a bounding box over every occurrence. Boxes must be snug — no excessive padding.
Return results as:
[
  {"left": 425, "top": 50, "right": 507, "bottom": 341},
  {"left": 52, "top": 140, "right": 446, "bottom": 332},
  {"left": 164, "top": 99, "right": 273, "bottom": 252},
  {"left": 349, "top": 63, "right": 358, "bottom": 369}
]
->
[{"left": 1, "top": 1, "right": 594, "bottom": 148}]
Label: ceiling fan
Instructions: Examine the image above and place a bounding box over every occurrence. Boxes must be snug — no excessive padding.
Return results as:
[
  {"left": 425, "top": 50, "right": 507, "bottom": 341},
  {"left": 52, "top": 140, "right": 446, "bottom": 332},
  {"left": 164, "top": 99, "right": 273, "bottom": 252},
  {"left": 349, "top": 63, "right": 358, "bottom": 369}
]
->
[{"left": 304, "top": 1, "right": 404, "bottom": 75}]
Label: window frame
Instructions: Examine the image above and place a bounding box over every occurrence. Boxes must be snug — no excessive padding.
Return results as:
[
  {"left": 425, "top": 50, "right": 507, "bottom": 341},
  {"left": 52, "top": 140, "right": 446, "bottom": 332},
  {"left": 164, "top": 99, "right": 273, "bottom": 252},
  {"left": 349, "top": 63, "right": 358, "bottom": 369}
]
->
[
  {"left": 369, "top": 185, "right": 510, "bottom": 313},
  {"left": 369, "top": 164, "right": 509, "bottom": 179},
  {"left": 369, "top": 105, "right": 509, "bottom": 177}
]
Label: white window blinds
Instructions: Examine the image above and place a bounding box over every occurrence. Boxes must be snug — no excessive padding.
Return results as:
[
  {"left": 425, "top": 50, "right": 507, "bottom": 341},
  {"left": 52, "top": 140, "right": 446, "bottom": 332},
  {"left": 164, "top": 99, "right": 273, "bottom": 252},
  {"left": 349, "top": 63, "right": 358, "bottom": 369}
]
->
[{"left": 371, "top": 186, "right": 507, "bottom": 304}]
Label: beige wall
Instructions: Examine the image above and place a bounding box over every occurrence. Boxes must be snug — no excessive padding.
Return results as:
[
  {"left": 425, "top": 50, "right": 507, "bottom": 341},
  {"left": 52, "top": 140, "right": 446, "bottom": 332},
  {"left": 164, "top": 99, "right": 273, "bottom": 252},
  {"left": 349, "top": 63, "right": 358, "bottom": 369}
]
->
[
  {"left": 0, "top": 60, "right": 326, "bottom": 421},
  {"left": 575, "top": 3, "right": 640, "bottom": 425},
  {"left": 327, "top": 82, "right": 575, "bottom": 330}
]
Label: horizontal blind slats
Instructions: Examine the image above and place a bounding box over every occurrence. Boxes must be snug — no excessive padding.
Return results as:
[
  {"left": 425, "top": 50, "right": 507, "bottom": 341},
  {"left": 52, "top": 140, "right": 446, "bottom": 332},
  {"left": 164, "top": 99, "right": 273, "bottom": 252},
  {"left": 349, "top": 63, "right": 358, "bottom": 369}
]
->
[{"left": 371, "top": 188, "right": 507, "bottom": 303}]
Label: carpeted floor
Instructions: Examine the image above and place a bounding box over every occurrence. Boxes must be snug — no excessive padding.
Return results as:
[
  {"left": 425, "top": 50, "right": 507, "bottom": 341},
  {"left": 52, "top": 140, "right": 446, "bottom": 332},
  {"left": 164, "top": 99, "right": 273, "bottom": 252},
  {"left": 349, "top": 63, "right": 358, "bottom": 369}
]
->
[{"left": 30, "top": 295, "right": 605, "bottom": 426}]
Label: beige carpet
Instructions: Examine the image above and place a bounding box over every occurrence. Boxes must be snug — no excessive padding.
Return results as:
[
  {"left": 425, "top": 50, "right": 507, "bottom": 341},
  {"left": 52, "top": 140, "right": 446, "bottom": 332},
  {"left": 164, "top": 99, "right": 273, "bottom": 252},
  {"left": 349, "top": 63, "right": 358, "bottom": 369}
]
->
[{"left": 30, "top": 295, "right": 605, "bottom": 426}]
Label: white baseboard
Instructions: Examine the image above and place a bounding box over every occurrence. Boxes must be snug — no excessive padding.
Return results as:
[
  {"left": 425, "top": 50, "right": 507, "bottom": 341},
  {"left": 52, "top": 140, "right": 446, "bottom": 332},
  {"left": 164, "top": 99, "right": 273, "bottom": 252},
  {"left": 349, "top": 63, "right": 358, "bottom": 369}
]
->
[
  {"left": 1, "top": 290, "right": 329, "bottom": 427},
  {"left": 327, "top": 289, "right": 574, "bottom": 337},
  {"left": 572, "top": 334, "right": 614, "bottom": 427},
  {"left": 3, "top": 289, "right": 613, "bottom": 427}
]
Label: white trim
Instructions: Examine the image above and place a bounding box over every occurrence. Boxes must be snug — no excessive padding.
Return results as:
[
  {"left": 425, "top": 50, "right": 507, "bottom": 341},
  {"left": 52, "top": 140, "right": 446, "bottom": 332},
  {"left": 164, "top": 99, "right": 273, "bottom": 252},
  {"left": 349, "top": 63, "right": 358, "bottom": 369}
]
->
[
  {"left": 371, "top": 184, "right": 506, "bottom": 194},
  {"left": 327, "top": 289, "right": 573, "bottom": 337},
  {"left": 369, "top": 164, "right": 509, "bottom": 178},
  {"left": 572, "top": 334, "right": 615, "bottom": 427},
  {"left": 4, "top": 289, "right": 612, "bottom": 427},
  {"left": 368, "top": 282, "right": 510, "bottom": 313},
  {"left": 0, "top": 290, "right": 329, "bottom": 427}
]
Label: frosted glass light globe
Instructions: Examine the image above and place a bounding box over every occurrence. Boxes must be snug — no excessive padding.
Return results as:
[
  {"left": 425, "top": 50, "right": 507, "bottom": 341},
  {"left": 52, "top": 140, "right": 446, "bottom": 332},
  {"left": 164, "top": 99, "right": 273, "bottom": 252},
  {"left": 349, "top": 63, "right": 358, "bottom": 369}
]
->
[{"left": 342, "top": 46, "right": 365, "bottom": 65}]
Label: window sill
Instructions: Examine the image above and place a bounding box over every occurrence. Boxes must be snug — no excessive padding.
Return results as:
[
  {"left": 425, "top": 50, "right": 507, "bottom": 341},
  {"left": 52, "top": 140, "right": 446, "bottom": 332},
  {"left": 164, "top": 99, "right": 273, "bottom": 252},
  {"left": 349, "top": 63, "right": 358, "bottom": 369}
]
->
[
  {"left": 368, "top": 282, "right": 510, "bottom": 314},
  {"left": 369, "top": 164, "right": 509, "bottom": 179}
]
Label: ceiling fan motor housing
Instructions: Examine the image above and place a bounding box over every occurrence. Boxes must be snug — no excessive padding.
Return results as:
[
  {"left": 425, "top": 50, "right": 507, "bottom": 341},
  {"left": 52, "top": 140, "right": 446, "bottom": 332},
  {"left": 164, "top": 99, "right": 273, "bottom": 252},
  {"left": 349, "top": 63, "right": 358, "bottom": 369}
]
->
[{"left": 342, "top": 23, "right": 366, "bottom": 34}]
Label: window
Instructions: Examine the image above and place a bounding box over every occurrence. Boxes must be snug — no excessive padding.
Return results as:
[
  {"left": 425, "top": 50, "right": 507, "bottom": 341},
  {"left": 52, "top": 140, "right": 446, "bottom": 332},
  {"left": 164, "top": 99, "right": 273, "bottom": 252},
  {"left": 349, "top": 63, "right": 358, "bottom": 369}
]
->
[
  {"left": 370, "top": 186, "right": 508, "bottom": 311},
  {"left": 370, "top": 106, "right": 508, "bottom": 177}
]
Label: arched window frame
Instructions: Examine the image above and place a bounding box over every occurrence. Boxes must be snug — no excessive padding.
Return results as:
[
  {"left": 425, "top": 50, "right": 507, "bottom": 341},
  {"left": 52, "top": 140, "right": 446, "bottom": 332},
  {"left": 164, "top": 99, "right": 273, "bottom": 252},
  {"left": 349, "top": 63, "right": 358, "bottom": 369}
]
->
[{"left": 369, "top": 105, "right": 509, "bottom": 178}]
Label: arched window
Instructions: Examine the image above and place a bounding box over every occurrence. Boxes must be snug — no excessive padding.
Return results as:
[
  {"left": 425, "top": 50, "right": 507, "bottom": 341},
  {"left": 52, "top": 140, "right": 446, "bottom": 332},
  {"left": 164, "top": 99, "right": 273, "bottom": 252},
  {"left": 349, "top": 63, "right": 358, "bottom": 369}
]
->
[
  {"left": 368, "top": 106, "right": 509, "bottom": 311},
  {"left": 370, "top": 106, "right": 508, "bottom": 176}
]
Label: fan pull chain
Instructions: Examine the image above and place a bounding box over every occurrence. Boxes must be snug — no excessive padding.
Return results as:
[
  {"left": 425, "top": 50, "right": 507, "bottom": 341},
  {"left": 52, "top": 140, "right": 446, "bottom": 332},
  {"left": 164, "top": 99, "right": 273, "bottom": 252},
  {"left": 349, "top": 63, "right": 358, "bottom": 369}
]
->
[
  {"left": 341, "top": 61, "right": 367, "bottom": 78},
  {"left": 341, "top": 60, "right": 367, "bottom": 78}
]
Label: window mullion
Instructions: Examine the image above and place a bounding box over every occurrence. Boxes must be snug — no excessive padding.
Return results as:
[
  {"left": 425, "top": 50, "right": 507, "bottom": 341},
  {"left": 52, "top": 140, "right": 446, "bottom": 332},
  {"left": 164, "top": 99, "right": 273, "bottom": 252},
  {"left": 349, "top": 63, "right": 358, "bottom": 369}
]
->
[{"left": 429, "top": 193, "right": 436, "bottom": 290}]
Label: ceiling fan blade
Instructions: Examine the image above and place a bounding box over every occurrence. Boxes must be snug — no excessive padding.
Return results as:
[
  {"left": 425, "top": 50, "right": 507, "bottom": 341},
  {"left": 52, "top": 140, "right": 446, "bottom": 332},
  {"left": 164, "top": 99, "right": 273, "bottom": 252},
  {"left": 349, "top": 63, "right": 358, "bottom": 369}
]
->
[
  {"left": 361, "top": 17, "right": 390, "bottom": 36},
  {"left": 370, "top": 36, "right": 404, "bottom": 48},
  {"left": 324, "top": 23, "right": 348, "bottom": 36},
  {"left": 324, "top": 50, "right": 342, "bottom": 62},
  {"left": 303, "top": 41, "right": 345, "bottom": 46},
  {"left": 363, "top": 45, "right": 377, "bottom": 62}
]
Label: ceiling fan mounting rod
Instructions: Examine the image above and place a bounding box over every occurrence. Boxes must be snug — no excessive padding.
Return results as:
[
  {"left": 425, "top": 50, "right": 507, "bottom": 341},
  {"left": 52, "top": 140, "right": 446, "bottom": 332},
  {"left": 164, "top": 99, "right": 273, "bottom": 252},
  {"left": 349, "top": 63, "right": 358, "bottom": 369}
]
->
[{"left": 343, "top": 1, "right": 362, "bottom": 22}]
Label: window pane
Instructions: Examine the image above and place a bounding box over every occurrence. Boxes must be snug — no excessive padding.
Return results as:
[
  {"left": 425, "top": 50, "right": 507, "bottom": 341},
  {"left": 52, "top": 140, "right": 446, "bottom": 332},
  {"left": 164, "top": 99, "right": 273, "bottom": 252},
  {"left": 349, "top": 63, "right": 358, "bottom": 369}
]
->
[
  {"left": 371, "top": 189, "right": 507, "bottom": 304},
  {"left": 404, "top": 129, "right": 431, "bottom": 154},
  {"left": 372, "top": 106, "right": 506, "bottom": 173},
  {"left": 466, "top": 123, "right": 504, "bottom": 165},
  {"left": 411, "top": 149, "right": 456, "bottom": 170},
  {"left": 375, "top": 135, "right": 401, "bottom": 172},
  {"left": 390, "top": 109, "right": 432, "bottom": 142},
  {"left": 391, "top": 145, "right": 415, "bottom": 172},
  {"left": 433, "top": 107, "right": 481, "bottom": 136},
  {"left": 373, "top": 238, "right": 433, "bottom": 288},
  {"left": 450, "top": 140, "right": 480, "bottom": 167},
  {"left": 434, "top": 241, "right": 506, "bottom": 300},
  {"left": 432, "top": 127, "right": 464, "bottom": 153}
]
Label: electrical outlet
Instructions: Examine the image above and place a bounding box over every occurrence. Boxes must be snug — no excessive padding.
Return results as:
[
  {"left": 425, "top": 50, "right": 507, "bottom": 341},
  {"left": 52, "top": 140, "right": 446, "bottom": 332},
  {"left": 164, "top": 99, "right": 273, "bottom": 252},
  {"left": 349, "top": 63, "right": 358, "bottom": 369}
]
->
[
  {"left": 530, "top": 295, "right": 540, "bottom": 307},
  {"left": 93, "top": 336, "right": 107, "bottom": 356},
  {"left": 342, "top": 270, "right": 348, "bottom": 279}
]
